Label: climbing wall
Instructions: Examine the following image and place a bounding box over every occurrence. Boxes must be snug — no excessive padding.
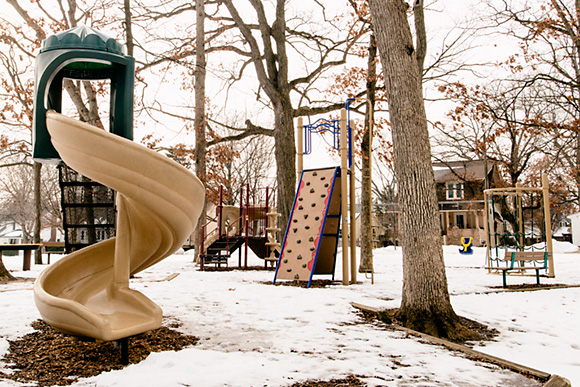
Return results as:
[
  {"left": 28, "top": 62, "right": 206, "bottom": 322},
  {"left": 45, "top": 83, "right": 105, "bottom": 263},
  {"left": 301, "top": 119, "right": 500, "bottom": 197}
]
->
[{"left": 274, "top": 167, "right": 342, "bottom": 286}]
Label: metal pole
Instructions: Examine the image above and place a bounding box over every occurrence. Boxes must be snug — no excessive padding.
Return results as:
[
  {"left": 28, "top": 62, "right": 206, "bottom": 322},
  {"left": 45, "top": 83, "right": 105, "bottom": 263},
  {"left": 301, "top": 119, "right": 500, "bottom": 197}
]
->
[
  {"left": 340, "top": 108, "right": 349, "bottom": 285},
  {"left": 297, "top": 117, "right": 304, "bottom": 182}
]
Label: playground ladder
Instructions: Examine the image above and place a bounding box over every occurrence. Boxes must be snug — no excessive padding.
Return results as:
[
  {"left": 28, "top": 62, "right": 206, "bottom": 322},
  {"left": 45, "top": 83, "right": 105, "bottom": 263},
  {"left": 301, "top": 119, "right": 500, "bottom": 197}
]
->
[{"left": 58, "top": 165, "right": 116, "bottom": 253}]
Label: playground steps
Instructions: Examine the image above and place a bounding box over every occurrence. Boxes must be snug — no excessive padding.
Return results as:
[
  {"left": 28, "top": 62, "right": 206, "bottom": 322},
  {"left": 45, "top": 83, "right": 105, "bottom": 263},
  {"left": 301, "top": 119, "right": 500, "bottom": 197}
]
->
[
  {"left": 274, "top": 167, "right": 341, "bottom": 286},
  {"left": 200, "top": 236, "right": 245, "bottom": 268}
]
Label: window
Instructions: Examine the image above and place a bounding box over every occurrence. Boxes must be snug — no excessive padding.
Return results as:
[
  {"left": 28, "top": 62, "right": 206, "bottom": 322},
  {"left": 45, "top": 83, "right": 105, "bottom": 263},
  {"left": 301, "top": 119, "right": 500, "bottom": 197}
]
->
[{"left": 446, "top": 182, "right": 464, "bottom": 200}]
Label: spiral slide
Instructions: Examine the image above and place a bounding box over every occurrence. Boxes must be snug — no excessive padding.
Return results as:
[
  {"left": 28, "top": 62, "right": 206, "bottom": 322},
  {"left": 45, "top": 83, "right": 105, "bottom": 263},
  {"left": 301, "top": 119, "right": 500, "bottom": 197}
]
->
[{"left": 34, "top": 111, "right": 204, "bottom": 342}]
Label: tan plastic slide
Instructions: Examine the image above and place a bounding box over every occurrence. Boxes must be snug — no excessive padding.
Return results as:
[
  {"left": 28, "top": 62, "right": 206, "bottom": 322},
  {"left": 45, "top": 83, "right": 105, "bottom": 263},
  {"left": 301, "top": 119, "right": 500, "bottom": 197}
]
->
[{"left": 33, "top": 111, "right": 204, "bottom": 342}]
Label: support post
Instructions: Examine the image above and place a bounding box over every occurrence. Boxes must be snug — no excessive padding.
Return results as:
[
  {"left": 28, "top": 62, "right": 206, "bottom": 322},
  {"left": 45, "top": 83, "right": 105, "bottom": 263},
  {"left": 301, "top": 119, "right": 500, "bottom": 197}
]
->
[
  {"left": 119, "top": 337, "right": 129, "bottom": 365},
  {"left": 297, "top": 117, "right": 304, "bottom": 182},
  {"left": 363, "top": 98, "right": 375, "bottom": 283},
  {"left": 516, "top": 183, "right": 524, "bottom": 249},
  {"left": 245, "top": 183, "right": 249, "bottom": 270},
  {"left": 484, "top": 190, "right": 491, "bottom": 270},
  {"left": 542, "top": 173, "right": 554, "bottom": 277},
  {"left": 340, "top": 109, "right": 350, "bottom": 285},
  {"left": 113, "top": 196, "right": 130, "bottom": 288},
  {"left": 349, "top": 119, "right": 357, "bottom": 284}
]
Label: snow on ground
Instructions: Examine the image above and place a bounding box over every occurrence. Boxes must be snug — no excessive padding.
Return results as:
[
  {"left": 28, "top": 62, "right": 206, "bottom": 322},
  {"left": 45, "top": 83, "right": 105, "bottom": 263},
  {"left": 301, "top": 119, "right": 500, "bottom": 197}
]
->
[{"left": 0, "top": 241, "right": 578, "bottom": 386}]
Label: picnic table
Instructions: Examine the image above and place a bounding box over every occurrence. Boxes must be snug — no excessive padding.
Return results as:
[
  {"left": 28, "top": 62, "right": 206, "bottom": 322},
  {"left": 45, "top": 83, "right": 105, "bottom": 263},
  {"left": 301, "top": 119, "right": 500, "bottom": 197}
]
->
[{"left": 0, "top": 244, "right": 41, "bottom": 271}]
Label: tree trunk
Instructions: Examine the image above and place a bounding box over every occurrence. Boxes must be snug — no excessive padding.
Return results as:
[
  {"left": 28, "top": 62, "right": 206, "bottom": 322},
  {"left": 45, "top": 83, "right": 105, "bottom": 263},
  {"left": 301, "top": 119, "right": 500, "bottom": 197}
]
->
[
  {"left": 359, "top": 34, "right": 377, "bottom": 273},
  {"left": 123, "top": 0, "right": 134, "bottom": 57},
  {"left": 368, "top": 0, "right": 478, "bottom": 340},
  {"left": 576, "top": 132, "right": 580, "bottom": 207},
  {"left": 0, "top": 257, "right": 14, "bottom": 280},
  {"left": 194, "top": 0, "right": 207, "bottom": 262},
  {"left": 34, "top": 162, "right": 42, "bottom": 264},
  {"left": 274, "top": 97, "right": 296, "bottom": 237},
  {"left": 413, "top": 0, "right": 426, "bottom": 81}
]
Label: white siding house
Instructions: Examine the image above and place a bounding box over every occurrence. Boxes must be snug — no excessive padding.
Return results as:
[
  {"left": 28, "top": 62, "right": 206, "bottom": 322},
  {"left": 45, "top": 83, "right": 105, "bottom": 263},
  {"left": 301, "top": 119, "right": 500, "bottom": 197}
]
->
[{"left": 569, "top": 213, "right": 580, "bottom": 246}]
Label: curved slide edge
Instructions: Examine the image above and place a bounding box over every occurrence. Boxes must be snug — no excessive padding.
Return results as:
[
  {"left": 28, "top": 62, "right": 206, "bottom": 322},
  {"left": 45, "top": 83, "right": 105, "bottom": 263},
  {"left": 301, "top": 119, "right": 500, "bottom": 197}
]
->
[{"left": 34, "top": 111, "right": 204, "bottom": 342}]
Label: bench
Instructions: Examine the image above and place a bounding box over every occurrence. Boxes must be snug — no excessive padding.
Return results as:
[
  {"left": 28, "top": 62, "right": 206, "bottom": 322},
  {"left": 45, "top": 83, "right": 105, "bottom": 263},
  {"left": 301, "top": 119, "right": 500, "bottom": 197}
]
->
[
  {"left": 41, "top": 242, "right": 66, "bottom": 264},
  {"left": 200, "top": 254, "right": 229, "bottom": 270},
  {"left": 0, "top": 244, "right": 41, "bottom": 271},
  {"left": 488, "top": 251, "right": 551, "bottom": 288}
]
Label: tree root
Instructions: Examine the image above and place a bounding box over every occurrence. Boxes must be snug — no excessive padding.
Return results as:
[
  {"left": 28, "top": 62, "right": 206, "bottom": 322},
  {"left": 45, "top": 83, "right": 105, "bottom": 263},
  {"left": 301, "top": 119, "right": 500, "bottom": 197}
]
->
[{"left": 387, "top": 308, "right": 490, "bottom": 343}]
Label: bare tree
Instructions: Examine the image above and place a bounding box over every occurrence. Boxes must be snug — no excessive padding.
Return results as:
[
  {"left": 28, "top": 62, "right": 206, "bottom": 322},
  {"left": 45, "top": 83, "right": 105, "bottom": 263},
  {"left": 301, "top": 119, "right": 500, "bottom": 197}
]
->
[
  {"left": 193, "top": 0, "right": 207, "bottom": 262},
  {"left": 212, "top": 0, "right": 364, "bottom": 232},
  {"left": 368, "top": 0, "right": 480, "bottom": 340},
  {"left": 481, "top": 0, "right": 580, "bottom": 208},
  {"left": 0, "top": 0, "right": 123, "bottom": 263},
  {"left": 434, "top": 81, "right": 551, "bottom": 186}
]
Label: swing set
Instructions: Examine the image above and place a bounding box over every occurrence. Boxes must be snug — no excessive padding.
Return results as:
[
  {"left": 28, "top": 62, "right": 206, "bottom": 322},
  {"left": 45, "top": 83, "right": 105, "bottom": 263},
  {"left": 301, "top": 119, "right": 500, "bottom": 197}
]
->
[{"left": 484, "top": 173, "right": 555, "bottom": 283}]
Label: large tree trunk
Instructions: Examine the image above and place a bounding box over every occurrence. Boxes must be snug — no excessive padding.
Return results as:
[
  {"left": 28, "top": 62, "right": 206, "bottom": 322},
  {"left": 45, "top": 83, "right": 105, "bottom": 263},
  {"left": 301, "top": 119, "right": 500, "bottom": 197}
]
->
[
  {"left": 359, "top": 34, "right": 377, "bottom": 273},
  {"left": 274, "top": 97, "right": 296, "bottom": 237},
  {"left": 368, "top": 0, "right": 477, "bottom": 340},
  {"left": 193, "top": 0, "right": 207, "bottom": 262}
]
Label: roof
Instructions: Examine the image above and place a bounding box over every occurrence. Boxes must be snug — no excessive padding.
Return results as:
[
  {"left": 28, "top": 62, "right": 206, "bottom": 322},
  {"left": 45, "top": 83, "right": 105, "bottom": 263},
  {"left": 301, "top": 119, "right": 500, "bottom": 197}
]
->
[{"left": 433, "top": 160, "right": 491, "bottom": 183}]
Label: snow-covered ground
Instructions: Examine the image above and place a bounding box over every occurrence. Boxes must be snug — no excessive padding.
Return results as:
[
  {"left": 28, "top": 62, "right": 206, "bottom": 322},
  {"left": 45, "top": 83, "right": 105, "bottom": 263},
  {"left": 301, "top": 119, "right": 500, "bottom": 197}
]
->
[{"left": 0, "top": 241, "right": 578, "bottom": 386}]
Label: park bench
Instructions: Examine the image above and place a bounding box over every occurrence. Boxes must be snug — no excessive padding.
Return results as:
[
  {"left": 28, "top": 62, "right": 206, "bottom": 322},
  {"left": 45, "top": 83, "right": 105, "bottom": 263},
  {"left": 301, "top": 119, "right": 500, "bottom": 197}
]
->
[
  {"left": 0, "top": 244, "right": 41, "bottom": 271},
  {"left": 491, "top": 251, "right": 551, "bottom": 288},
  {"left": 41, "top": 241, "right": 66, "bottom": 264}
]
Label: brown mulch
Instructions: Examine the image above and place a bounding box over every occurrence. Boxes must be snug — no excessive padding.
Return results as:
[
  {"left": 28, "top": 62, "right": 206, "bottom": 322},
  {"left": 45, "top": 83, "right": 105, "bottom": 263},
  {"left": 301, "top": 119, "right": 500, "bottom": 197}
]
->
[
  {"left": 355, "top": 308, "right": 500, "bottom": 344},
  {"left": 489, "top": 283, "right": 572, "bottom": 290},
  {"left": 201, "top": 265, "right": 276, "bottom": 272},
  {"left": 1, "top": 320, "right": 369, "bottom": 387},
  {"left": 290, "top": 375, "right": 365, "bottom": 386},
  {"left": 0, "top": 277, "right": 34, "bottom": 285},
  {"left": 0, "top": 319, "right": 199, "bottom": 387},
  {"left": 270, "top": 279, "right": 337, "bottom": 288},
  {"left": 455, "top": 315, "right": 500, "bottom": 341}
]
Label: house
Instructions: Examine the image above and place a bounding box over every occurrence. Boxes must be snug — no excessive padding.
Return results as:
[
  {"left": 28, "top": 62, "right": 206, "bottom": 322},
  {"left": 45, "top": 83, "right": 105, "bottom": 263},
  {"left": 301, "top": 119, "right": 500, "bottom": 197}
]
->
[
  {"left": 552, "top": 217, "right": 572, "bottom": 243},
  {"left": 355, "top": 212, "right": 389, "bottom": 248},
  {"left": 0, "top": 222, "right": 25, "bottom": 245},
  {"left": 568, "top": 213, "right": 580, "bottom": 246},
  {"left": 434, "top": 160, "right": 501, "bottom": 247},
  {"left": 0, "top": 222, "right": 63, "bottom": 245}
]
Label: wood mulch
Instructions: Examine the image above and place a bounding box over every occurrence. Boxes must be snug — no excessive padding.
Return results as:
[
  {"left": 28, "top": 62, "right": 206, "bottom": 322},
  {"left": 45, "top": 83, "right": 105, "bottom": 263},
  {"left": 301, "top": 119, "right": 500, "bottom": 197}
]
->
[
  {"left": 201, "top": 265, "right": 276, "bottom": 272},
  {"left": 0, "top": 320, "right": 198, "bottom": 387},
  {"left": 0, "top": 320, "right": 367, "bottom": 387},
  {"left": 489, "top": 283, "right": 573, "bottom": 290},
  {"left": 290, "top": 375, "right": 365, "bottom": 386}
]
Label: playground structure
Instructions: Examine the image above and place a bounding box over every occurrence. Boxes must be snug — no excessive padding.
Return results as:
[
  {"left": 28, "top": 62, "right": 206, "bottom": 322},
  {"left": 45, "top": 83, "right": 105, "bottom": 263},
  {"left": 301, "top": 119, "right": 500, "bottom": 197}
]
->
[
  {"left": 484, "top": 173, "right": 554, "bottom": 278},
  {"left": 31, "top": 27, "right": 204, "bottom": 360},
  {"left": 274, "top": 106, "right": 358, "bottom": 287},
  {"left": 198, "top": 185, "right": 281, "bottom": 270}
]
